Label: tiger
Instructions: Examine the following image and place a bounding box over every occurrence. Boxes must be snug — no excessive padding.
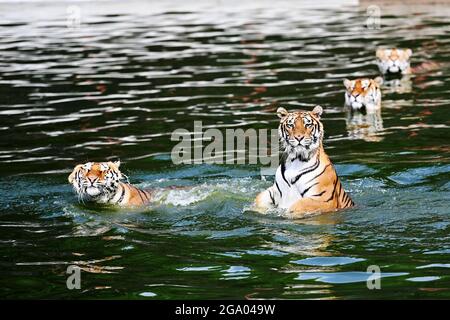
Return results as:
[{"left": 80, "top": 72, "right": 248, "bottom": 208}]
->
[
  {"left": 254, "top": 106, "right": 354, "bottom": 217},
  {"left": 376, "top": 48, "right": 412, "bottom": 75},
  {"left": 68, "top": 161, "right": 152, "bottom": 206},
  {"left": 343, "top": 77, "right": 383, "bottom": 111}
]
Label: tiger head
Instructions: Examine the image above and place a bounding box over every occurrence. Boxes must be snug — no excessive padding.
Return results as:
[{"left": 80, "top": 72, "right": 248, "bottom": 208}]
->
[
  {"left": 343, "top": 77, "right": 383, "bottom": 111},
  {"left": 277, "top": 105, "right": 323, "bottom": 161},
  {"left": 68, "top": 161, "right": 123, "bottom": 202},
  {"left": 376, "top": 48, "right": 412, "bottom": 75}
]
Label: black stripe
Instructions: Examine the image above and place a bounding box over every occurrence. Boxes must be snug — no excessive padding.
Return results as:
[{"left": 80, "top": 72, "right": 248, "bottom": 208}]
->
[
  {"left": 312, "top": 190, "right": 326, "bottom": 197},
  {"left": 268, "top": 190, "right": 275, "bottom": 205},
  {"left": 139, "top": 188, "right": 148, "bottom": 202},
  {"left": 281, "top": 124, "right": 287, "bottom": 139},
  {"left": 342, "top": 191, "right": 349, "bottom": 202},
  {"left": 341, "top": 192, "right": 349, "bottom": 206},
  {"left": 343, "top": 194, "right": 352, "bottom": 207},
  {"left": 342, "top": 189, "right": 350, "bottom": 205},
  {"left": 137, "top": 187, "right": 150, "bottom": 204},
  {"left": 135, "top": 186, "right": 146, "bottom": 204},
  {"left": 305, "top": 163, "right": 331, "bottom": 185},
  {"left": 117, "top": 185, "right": 126, "bottom": 204},
  {"left": 281, "top": 160, "right": 290, "bottom": 186},
  {"left": 301, "top": 182, "right": 318, "bottom": 197},
  {"left": 326, "top": 179, "right": 338, "bottom": 202},
  {"left": 344, "top": 194, "right": 354, "bottom": 207},
  {"left": 312, "top": 123, "right": 318, "bottom": 139},
  {"left": 344, "top": 196, "right": 352, "bottom": 208},
  {"left": 141, "top": 189, "right": 150, "bottom": 202},
  {"left": 275, "top": 181, "right": 283, "bottom": 198},
  {"left": 291, "top": 155, "right": 320, "bottom": 184},
  {"left": 337, "top": 183, "right": 342, "bottom": 198}
]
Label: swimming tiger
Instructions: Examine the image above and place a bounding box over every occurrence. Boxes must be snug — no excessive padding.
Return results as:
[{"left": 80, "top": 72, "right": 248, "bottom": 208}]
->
[
  {"left": 376, "top": 47, "right": 442, "bottom": 76},
  {"left": 68, "top": 161, "right": 152, "bottom": 206},
  {"left": 254, "top": 106, "right": 354, "bottom": 217},
  {"left": 376, "top": 48, "right": 412, "bottom": 75},
  {"left": 343, "top": 77, "right": 383, "bottom": 111}
]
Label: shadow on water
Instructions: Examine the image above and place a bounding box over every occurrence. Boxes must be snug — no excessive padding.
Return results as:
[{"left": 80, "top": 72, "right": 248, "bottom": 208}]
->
[{"left": 0, "top": 0, "right": 449, "bottom": 299}]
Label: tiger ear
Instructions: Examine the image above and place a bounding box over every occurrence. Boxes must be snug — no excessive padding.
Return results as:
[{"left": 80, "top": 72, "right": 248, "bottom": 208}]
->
[
  {"left": 68, "top": 164, "right": 83, "bottom": 184},
  {"left": 376, "top": 48, "right": 384, "bottom": 59},
  {"left": 107, "top": 161, "right": 123, "bottom": 179},
  {"left": 405, "top": 48, "right": 412, "bottom": 58},
  {"left": 277, "top": 107, "right": 289, "bottom": 119},
  {"left": 312, "top": 105, "right": 323, "bottom": 119},
  {"left": 108, "top": 160, "right": 121, "bottom": 170},
  {"left": 374, "top": 76, "right": 384, "bottom": 85},
  {"left": 343, "top": 78, "right": 352, "bottom": 88}
]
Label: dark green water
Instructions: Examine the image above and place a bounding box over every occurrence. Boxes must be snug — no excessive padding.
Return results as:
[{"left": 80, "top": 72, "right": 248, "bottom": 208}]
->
[{"left": 0, "top": 1, "right": 449, "bottom": 299}]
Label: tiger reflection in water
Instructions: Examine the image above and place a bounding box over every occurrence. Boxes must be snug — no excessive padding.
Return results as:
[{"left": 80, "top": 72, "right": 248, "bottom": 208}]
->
[{"left": 345, "top": 108, "right": 384, "bottom": 142}]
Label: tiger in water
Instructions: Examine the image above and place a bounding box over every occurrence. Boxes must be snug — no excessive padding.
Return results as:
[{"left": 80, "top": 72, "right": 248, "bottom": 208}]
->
[
  {"left": 343, "top": 77, "right": 383, "bottom": 112},
  {"left": 376, "top": 48, "right": 413, "bottom": 75},
  {"left": 68, "top": 161, "right": 152, "bottom": 206},
  {"left": 255, "top": 106, "right": 354, "bottom": 217},
  {"left": 376, "top": 47, "right": 441, "bottom": 76}
]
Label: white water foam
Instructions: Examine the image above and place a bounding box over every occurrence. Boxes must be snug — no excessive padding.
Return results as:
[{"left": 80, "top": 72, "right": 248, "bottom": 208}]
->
[{"left": 149, "top": 177, "right": 268, "bottom": 207}]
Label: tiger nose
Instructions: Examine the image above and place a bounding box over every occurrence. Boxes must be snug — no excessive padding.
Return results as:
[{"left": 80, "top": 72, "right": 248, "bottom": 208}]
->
[{"left": 86, "top": 176, "right": 98, "bottom": 185}]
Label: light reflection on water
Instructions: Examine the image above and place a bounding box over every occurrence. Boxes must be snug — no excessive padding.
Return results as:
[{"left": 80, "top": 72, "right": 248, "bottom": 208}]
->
[{"left": 0, "top": 0, "right": 449, "bottom": 299}]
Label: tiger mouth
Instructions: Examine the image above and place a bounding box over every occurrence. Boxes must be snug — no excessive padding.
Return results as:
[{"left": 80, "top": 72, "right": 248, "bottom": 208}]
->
[
  {"left": 351, "top": 101, "right": 364, "bottom": 109},
  {"left": 388, "top": 66, "right": 400, "bottom": 72},
  {"left": 84, "top": 186, "right": 103, "bottom": 197}
]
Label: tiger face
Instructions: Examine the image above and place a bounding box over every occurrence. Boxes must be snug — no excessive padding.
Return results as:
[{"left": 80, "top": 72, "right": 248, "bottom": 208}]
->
[
  {"left": 376, "top": 48, "right": 412, "bottom": 75},
  {"left": 343, "top": 77, "right": 383, "bottom": 111},
  {"left": 68, "top": 161, "right": 123, "bottom": 202},
  {"left": 277, "top": 105, "right": 323, "bottom": 161}
]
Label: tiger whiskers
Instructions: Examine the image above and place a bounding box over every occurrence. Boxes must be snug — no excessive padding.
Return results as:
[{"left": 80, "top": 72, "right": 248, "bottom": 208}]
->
[{"left": 77, "top": 192, "right": 85, "bottom": 205}]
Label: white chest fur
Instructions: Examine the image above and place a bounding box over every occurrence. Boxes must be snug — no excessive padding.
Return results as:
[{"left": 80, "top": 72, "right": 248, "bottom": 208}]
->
[{"left": 273, "top": 155, "right": 322, "bottom": 209}]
